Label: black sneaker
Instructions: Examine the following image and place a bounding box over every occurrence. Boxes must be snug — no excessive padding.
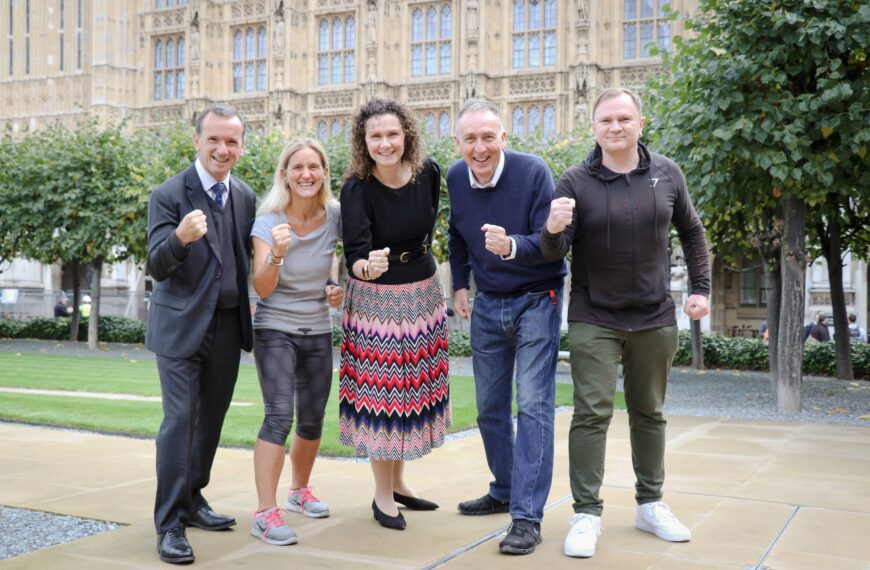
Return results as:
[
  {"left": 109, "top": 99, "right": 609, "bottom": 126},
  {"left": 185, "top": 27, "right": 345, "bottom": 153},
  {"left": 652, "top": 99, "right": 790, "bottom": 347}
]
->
[
  {"left": 499, "top": 519, "right": 542, "bottom": 555},
  {"left": 457, "top": 494, "right": 510, "bottom": 516}
]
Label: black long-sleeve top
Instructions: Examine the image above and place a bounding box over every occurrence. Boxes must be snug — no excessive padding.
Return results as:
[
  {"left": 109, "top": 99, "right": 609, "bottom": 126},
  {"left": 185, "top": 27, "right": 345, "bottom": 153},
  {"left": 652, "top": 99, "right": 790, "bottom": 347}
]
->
[
  {"left": 340, "top": 159, "right": 440, "bottom": 285},
  {"left": 541, "top": 143, "right": 710, "bottom": 332}
]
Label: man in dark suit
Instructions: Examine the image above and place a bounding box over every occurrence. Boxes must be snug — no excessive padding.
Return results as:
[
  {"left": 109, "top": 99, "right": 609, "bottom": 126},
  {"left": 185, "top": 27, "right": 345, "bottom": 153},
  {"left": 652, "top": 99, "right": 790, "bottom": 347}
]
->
[{"left": 146, "top": 103, "right": 256, "bottom": 564}]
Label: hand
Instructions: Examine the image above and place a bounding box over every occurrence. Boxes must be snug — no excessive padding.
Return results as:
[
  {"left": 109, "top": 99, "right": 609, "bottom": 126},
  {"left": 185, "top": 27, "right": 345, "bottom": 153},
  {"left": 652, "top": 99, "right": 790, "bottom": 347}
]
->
[
  {"left": 481, "top": 224, "right": 511, "bottom": 257},
  {"left": 546, "top": 197, "right": 575, "bottom": 234},
  {"left": 367, "top": 247, "right": 391, "bottom": 279},
  {"left": 325, "top": 284, "right": 344, "bottom": 308},
  {"left": 175, "top": 209, "right": 207, "bottom": 246},
  {"left": 683, "top": 294, "right": 709, "bottom": 320},
  {"left": 270, "top": 223, "right": 293, "bottom": 257},
  {"left": 453, "top": 288, "right": 470, "bottom": 319}
]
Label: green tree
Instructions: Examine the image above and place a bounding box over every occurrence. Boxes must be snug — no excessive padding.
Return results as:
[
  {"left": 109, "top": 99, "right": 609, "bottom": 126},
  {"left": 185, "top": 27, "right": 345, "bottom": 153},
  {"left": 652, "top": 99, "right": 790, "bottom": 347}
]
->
[
  {"left": 0, "top": 121, "right": 146, "bottom": 348},
  {"left": 649, "top": 0, "right": 870, "bottom": 410}
]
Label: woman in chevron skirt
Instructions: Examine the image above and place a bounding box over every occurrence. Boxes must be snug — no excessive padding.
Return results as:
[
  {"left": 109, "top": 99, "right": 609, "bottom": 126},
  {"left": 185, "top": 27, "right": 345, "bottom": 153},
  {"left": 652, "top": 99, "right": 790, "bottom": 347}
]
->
[{"left": 340, "top": 98, "right": 451, "bottom": 530}]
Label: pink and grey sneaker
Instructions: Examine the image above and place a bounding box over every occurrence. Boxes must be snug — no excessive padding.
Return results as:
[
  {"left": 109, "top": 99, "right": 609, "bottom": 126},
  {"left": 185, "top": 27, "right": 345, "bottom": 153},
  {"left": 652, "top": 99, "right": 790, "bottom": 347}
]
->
[
  {"left": 286, "top": 486, "right": 330, "bottom": 518},
  {"left": 250, "top": 507, "right": 297, "bottom": 546}
]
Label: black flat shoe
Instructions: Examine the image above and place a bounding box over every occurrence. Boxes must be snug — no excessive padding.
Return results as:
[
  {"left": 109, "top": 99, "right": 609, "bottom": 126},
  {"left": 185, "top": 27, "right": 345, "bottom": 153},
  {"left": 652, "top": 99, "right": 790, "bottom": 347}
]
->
[
  {"left": 372, "top": 500, "right": 406, "bottom": 530},
  {"left": 158, "top": 527, "right": 194, "bottom": 564},
  {"left": 188, "top": 507, "right": 236, "bottom": 531},
  {"left": 393, "top": 492, "right": 439, "bottom": 511}
]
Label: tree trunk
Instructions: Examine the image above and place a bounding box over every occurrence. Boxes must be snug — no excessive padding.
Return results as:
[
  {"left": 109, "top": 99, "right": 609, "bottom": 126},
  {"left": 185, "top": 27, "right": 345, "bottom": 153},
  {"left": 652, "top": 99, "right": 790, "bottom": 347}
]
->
[
  {"left": 691, "top": 318, "right": 704, "bottom": 369},
  {"left": 822, "top": 197, "right": 853, "bottom": 380},
  {"left": 69, "top": 260, "right": 81, "bottom": 342},
  {"left": 762, "top": 259, "right": 781, "bottom": 386},
  {"left": 88, "top": 261, "right": 102, "bottom": 350},
  {"left": 775, "top": 197, "right": 806, "bottom": 413}
]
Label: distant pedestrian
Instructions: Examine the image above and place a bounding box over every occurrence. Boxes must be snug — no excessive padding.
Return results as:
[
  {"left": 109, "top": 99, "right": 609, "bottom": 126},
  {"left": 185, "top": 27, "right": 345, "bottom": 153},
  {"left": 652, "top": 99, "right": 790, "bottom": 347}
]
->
[
  {"left": 809, "top": 314, "right": 831, "bottom": 343},
  {"left": 804, "top": 311, "right": 824, "bottom": 342},
  {"left": 846, "top": 313, "right": 867, "bottom": 343},
  {"left": 78, "top": 295, "right": 92, "bottom": 318},
  {"left": 53, "top": 296, "right": 72, "bottom": 317}
]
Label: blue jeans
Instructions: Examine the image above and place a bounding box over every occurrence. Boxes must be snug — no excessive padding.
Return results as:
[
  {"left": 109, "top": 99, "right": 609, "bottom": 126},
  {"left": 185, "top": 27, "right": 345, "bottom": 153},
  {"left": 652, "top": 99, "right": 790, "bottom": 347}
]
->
[{"left": 470, "top": 287, "right": 563, "bottom": 522}]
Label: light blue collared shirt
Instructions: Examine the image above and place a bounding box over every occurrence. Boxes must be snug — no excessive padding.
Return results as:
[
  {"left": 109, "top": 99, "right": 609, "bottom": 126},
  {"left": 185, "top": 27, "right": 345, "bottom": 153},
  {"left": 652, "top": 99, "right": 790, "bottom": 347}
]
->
[{"left": 194, "top": 158, "right": 231, "bottom": 208}]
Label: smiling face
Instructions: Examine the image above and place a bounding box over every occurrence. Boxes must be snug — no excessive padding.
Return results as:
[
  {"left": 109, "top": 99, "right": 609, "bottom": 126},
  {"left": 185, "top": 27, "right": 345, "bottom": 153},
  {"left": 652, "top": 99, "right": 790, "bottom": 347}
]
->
[
  {"left": 193, "top": 112, "right": 245, "bottom": 180},
  {"left": 455, "top": 110, "right": 507, "bottom": 186},
  {"left": 593, "top": 93, "right": 644, "bottom": 157},
  {"left": 282, "top": 147, "right": 326, "bottom": 202},
  {"left": 364, "top": 113, "right": 406, "bottom": 171}
]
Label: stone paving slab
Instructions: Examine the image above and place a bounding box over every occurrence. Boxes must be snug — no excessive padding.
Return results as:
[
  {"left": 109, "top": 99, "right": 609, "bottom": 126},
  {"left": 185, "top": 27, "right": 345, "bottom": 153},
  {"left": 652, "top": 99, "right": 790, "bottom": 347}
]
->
[{"left": 1, "top": 411, "right": 869, "bottom": 569}]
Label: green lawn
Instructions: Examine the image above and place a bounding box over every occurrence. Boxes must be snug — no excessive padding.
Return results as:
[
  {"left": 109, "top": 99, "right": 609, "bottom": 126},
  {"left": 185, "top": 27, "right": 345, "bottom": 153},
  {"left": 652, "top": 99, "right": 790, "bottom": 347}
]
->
[{"left": 0, "top": 353, "right": 624, "bottom": 456}]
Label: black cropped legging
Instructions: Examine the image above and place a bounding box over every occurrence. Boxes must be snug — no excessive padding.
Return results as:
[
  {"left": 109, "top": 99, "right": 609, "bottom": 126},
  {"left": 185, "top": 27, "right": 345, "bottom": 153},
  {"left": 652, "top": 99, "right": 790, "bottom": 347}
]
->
[{"left": 253, "top": 329, "right": 333, "bottom": 444}]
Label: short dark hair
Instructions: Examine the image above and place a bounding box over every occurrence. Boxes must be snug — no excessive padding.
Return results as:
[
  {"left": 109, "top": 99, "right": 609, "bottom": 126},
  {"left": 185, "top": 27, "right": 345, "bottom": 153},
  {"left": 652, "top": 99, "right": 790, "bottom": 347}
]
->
[
  {"left": 348, "top": 98, "right": 424, "bottom": 181},
  {"left": 194, "top": 103, "right": 246, "bottom": 139}
]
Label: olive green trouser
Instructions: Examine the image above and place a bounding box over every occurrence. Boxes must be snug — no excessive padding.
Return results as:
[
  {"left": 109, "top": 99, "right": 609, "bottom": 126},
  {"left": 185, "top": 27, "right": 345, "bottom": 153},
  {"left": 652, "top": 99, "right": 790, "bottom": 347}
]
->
[{"left": 568, "top": 322, "right": 678, "bottom": 516}]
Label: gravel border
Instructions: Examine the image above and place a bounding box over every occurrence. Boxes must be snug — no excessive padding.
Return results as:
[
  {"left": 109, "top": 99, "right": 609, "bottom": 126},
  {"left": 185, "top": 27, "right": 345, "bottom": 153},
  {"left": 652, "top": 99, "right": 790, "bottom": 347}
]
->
[{"left": 0, "top": 506, "right": 120, "bottom": 560}]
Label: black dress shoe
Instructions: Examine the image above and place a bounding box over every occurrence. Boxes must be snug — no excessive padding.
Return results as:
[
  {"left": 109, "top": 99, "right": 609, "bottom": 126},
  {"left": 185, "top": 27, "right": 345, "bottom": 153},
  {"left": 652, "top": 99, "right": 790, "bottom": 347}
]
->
[
  {"left": 158, "top": 527, "right": 194, "bottom": 564},
  {"left": 393, "top": 492, "right": 439, "bottom": 511},
  {"left": 188, "top": 507, "right": 236, "bottom": 531},
  {"left": 458, "top": 493, "right": 510, "bottom": 516},
  {"left": 372, "top": 500, "right": 406, "bottom": 530}
]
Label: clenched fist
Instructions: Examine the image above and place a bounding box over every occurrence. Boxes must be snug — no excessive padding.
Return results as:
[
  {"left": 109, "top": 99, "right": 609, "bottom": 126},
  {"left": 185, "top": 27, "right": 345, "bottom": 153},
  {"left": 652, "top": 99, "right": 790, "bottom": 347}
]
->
[
  {"left": 270, "top": 223, "right": 293, "bottom": 258},
  {"left": 367, "top": 247, "right": 391, "bottom": 279},
  {"left": 546, "top": 197, "right": 575, "bottom": 234},
  {"left": 176, "top": 209, "right": 208, "bottom": 246},
  {"left": 325, "top": 283, "right": 344, "bottom": 308},
  {"left": 481, "top": 224, "right": 512, "bottom": 257}
]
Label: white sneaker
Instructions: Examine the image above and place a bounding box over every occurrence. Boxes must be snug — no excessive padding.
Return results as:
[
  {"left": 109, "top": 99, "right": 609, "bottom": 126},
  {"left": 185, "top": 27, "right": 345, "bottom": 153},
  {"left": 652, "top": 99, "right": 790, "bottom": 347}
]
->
[
  {"left": 635, "top": 501, "right": 691, "bottom": 542},
  {"left": 563, "top": 513, "right": 602, "bottom": 558}
]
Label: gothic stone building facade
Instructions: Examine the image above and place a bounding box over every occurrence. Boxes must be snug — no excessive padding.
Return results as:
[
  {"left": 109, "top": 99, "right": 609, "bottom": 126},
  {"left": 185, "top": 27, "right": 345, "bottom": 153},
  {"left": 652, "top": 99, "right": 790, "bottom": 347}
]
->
[{"left": 2, "top": 0, "right": 866, "bottom": 334}]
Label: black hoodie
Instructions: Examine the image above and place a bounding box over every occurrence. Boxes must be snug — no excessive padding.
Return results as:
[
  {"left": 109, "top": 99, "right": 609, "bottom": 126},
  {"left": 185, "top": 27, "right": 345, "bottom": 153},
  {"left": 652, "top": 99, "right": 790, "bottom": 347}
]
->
[{"left": 541, "top": 142, "right": 710, "bottom": 332}]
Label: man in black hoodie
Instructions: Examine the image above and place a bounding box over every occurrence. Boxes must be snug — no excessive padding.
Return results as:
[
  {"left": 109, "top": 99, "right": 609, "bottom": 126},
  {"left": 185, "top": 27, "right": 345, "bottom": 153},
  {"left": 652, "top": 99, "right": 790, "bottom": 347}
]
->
[{"left": 541, "top": 88, "right": 710, "bottom": 558}]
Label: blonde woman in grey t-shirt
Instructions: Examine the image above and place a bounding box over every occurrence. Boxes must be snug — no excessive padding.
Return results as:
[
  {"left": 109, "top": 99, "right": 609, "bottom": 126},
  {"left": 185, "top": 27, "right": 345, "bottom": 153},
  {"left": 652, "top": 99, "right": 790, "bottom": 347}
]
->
[{"left": 249, "top": 138, "right": 342, "bottom": 546}]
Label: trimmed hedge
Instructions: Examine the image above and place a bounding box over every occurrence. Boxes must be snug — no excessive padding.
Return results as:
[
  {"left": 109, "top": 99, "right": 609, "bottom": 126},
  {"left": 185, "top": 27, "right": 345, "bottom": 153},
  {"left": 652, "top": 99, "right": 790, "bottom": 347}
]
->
[
  {"left": 0, "top": 316, "right": 145, "bottom": 344},
  {"left": 673, "top": 330, "right": 870, "bottom": 380},
  {"left": 4, "top": 317, "right": 868, "bottom": 379}
]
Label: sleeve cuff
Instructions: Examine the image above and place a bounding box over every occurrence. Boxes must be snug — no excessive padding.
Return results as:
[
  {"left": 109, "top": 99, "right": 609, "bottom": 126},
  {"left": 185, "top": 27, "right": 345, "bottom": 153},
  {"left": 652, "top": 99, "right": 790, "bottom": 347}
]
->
[
  {"left": 167, "top": 231, "right": 192, "bottom": 261},
  {"left": 500, "top": 237, "right": 517, "bottom": 261}
]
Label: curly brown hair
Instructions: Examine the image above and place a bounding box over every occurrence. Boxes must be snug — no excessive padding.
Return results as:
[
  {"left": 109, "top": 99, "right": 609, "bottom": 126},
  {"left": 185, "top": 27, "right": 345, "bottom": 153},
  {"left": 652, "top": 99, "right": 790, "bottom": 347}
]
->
[{"left": 348, "top": 98, "right": 424, "bottom": 182}]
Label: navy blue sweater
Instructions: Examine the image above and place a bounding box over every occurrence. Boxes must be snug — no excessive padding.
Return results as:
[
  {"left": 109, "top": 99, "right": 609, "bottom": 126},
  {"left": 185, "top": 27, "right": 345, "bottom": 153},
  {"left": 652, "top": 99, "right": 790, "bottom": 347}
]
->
[{"left": 447, "top": 150, "right": 565, "bottom": 294}]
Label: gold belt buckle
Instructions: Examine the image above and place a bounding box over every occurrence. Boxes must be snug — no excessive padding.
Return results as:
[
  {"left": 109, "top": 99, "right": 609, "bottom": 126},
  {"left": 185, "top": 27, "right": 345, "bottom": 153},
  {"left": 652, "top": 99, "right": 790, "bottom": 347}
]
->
[{"left": 400, "top": 251, "right": 411, "bottom": 263}]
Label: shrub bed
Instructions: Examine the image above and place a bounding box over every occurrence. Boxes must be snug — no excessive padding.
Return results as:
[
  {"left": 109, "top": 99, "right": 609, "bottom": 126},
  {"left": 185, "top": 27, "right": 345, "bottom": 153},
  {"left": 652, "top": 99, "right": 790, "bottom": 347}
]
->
[
  {"left": 3, "top": 317, "right": 868, "bottom": 379},
  {"left": 673, "top": 330, "right": 870, "bottom": 379},
  {"left": 0, "top": 316, "right": 146, "bottom": 344}
]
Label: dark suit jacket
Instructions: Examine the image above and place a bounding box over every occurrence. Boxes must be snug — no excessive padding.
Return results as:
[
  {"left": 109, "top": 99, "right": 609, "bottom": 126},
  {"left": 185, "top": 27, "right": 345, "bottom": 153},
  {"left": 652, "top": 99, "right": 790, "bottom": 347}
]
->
[{"left": 145, "top": 164, "right": 256, "bottom": 359}]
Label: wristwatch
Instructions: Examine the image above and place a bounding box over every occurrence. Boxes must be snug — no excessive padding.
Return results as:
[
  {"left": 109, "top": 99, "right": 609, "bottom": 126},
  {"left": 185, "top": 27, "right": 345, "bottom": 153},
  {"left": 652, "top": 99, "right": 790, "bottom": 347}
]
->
[{"left": 267, "top": 252, "right": 284, "bottom": 266}]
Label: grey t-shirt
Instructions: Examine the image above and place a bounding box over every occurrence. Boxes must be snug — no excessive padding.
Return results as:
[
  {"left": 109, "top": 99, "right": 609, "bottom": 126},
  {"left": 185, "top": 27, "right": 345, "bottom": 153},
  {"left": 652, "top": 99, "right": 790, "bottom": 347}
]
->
[{"left": 251, "top": 202, "right": 341, "bottom": 334}]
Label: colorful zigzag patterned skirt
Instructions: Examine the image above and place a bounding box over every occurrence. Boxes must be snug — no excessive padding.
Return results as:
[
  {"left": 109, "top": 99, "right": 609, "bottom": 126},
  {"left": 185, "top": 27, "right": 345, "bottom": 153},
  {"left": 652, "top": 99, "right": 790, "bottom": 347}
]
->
[{"left": 339, "top": 273, "right": 451, "bottom": 461}]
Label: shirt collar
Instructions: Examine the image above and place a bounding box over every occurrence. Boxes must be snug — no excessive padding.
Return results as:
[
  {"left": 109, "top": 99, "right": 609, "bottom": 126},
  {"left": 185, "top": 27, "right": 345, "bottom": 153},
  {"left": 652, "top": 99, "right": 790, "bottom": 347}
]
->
[
  {"left": 468, "top": 150, "right": 506, "bottom": 189},
  {"left": 195, "top": 158, "right": 231, "bottom": 197}
]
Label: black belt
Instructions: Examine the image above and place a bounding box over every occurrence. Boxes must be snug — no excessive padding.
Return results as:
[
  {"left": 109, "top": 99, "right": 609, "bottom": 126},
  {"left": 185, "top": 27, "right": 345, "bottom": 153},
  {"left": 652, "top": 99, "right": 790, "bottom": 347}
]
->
[{"left": 387, "top": 243, "right": 430, "bottom": 263}]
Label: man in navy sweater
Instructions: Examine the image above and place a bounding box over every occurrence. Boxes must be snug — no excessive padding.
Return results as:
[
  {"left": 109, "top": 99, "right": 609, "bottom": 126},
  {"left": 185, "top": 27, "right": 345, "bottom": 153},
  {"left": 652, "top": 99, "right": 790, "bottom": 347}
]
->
[{"left": 447, "top": 99, "right": 566, "bottom": 555}]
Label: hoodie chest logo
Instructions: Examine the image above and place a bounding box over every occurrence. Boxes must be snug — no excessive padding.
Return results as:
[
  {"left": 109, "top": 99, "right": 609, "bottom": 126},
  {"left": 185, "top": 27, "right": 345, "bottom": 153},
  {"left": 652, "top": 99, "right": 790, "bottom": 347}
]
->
[{"left": 650, "top": 177, "right": 659, "bottom": 188}]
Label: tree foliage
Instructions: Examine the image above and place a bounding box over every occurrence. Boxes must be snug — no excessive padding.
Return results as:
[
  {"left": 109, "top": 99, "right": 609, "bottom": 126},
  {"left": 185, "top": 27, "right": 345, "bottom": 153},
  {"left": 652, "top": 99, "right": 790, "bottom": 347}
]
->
[
  {"left": 0, "top": 121, "right": 147, "bottom": 345},
  {"left": 648, "top": 0, "right": 870, "bottom": 402}
]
